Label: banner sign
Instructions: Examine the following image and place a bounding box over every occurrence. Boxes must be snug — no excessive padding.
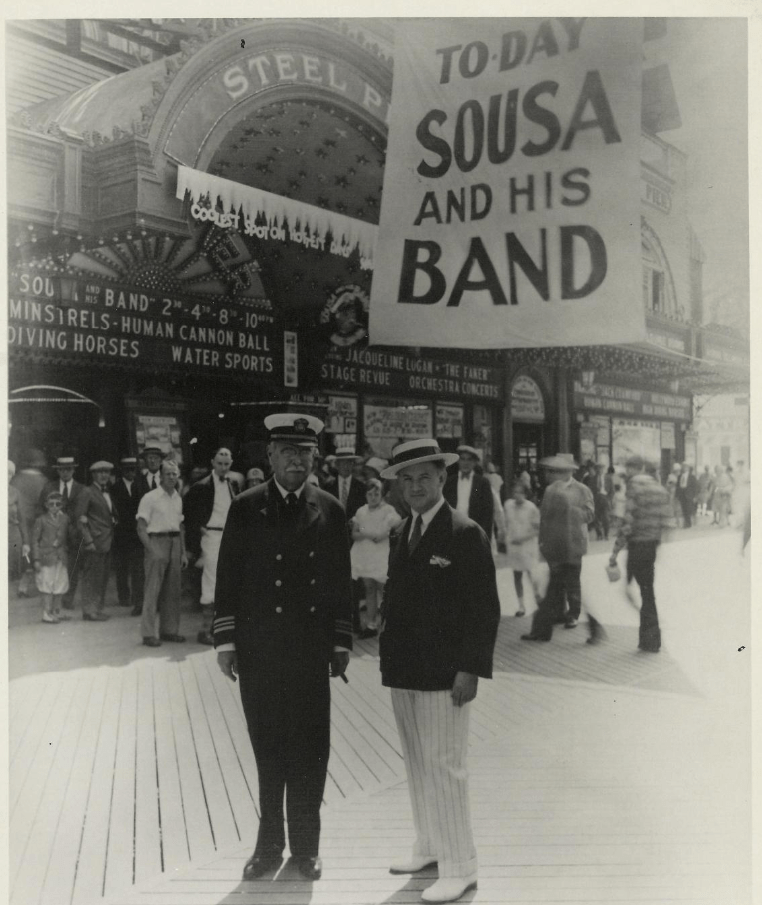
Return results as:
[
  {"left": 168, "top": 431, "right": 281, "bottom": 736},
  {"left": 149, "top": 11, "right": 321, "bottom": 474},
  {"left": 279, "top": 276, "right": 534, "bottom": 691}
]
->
[
  {"left": 574, "top": 380, "right": 691, "bottom": 422},
  {"left": 320, "top": 345, "right": 504, "bottom": 402},
  {"left": 370, "top": 18, "right": 644, "bottom": 348},
  {"left": 8, "top": 271, "right": 280, "bottom": 379}
]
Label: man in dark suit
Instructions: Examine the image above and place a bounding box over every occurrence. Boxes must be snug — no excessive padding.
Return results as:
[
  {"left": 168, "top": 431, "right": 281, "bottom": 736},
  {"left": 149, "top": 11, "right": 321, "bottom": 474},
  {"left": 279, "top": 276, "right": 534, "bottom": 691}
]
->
[
  {"left": 111, "top": 457, "right": 145, "bottom": 614},
  {"left": 183, "top": 448, "right": 242, "bottom": 645},
  {"left": 379, "top": 440, "right": 501, "bottom": 904},
  {"left": 214, "top": 413, "right": 353, "bottom": 882},
  {"left": 40, "top": 456, "right": 85, "bottom": 609},
  {"left": 325, "top": 448, "right": 366, "bottom": 520},
  {"left": 140, "top": 446, "right": 165, "bottom": 493},
  {"left": 443, "top": 444, "right": 495, "bottom": 539},
  {"left": 73, "top": 461, "right": 117, "bottom": 621}
]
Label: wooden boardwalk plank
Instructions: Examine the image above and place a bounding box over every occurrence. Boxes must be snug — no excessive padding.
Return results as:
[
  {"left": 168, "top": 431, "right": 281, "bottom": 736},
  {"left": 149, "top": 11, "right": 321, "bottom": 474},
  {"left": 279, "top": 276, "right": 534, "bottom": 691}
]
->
[
  {"left": 330, "top": 691, "right": 403, "bottom": 780},
  {"left": 35, "top": 675, "right": 107, "bottom": 905},
  {"left": 10, "top": 675, "right": 63, "bottom": 811},
  {"left": 164, "top": 663, "right": 216, "bottom": 862},
  {"left": 103, "top": 665, "right": 139, "bottom": 898},
  {"left": 71, "top": 671, "right": 124, "bottom": 905},
  {"left": 11, "top": 675, "right": 86, "bottom": 904},
  {"left": 177, "top": 659, "right": 241, "bottom": 852},
  {"left": 132, "top": 663, "right": 162, "bottom": 886},
  {"left": 153, "top": 661, "right": 193, "bottom": 877},
  {"left": 9, "top": 675, "right": 45, "bottom": 755},
  {"left": 189, "top": 654, "right": 258, "bottom": 842}
]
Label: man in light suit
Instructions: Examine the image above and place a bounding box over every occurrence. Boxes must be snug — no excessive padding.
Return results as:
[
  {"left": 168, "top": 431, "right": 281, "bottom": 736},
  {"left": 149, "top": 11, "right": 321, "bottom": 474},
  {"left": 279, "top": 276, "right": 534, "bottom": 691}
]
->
[
  {"left": 380, "top": 440, "right": 501, "bottom": 904},
  {"left": 443, "top": 445, "right": 495, "bottom": 538},
  {"left": 39, "top": 455, "right": 85, "bottom": 609},
  {"left": 183, "top": 448, "right": 241, "bottom": 645},
  {"left": 73, "top": 461, "right": 117, "bottom": 621},
  {"left": 214, "top": 414, "right": 353, "bottom": 882}
]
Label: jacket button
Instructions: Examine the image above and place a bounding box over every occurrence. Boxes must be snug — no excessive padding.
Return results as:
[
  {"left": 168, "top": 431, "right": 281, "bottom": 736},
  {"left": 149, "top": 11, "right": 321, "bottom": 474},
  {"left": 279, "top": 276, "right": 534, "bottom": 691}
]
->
[
  {"left": 310, "top": 606, "right": 316, "bottom": 613},
  {"left": 309, "top": 551, "right": 314, "bottom": 558},
  {"left": 310, "top": 578, "right": 316, "bottom": 585},
  {"left": 276, "top": 554, "right": 283, "bottom": 561},
  {"left": 275, "top": 580, "right": 282, "bottom": 587},
  {"left": 275, "top": 606, "right": 283, "bottom": 614}
]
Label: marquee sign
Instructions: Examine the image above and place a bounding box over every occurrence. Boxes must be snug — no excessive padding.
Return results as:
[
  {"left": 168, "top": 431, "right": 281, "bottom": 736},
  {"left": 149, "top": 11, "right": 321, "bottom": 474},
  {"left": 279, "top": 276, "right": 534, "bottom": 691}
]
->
[
  {"left": 8, "top": 271, "right": 280, "bottom": 379},
  {"left": 370, "top": 18, "right": 645, "bottom": 349}
]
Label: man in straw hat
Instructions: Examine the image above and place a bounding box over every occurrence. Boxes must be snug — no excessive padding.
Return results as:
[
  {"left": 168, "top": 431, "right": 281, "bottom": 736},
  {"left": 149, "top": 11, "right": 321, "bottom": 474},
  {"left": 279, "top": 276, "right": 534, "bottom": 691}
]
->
[
  {"left": 326, "top": 447, "right": 366, "bottom": 520},
  {"left": 41, "top": 456, "right": 85, "bottom": 608},
  {"left": 214, "top": 413, "right": 353, "bottom": 882},
  {"left": 73, "top": 460, "right": 118, "bottom": 621},
  {"left": 521, "top": 453, "right": 595, "bottom": 642},
  {"left": 380, "top": 440, "right": 500, "bottom": 903},
  {"left": 443, "top": 444, "right": 495, "bottom": 538},
  {"left": 111, "top": 457, "right": 145, "bottom": 614}
]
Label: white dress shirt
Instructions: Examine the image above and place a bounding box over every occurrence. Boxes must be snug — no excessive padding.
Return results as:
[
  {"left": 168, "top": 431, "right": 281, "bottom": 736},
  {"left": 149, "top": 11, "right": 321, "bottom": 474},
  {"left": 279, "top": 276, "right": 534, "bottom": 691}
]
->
[{"left": 456, "top": 472, "right": 473, "bottom": 516}]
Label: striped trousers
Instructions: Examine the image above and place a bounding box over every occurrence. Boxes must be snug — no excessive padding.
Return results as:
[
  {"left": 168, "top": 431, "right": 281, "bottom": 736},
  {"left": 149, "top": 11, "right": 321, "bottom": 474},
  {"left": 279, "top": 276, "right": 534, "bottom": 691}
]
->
[{"left": 391, "top": 688, "right": 478, "bottom": 879}]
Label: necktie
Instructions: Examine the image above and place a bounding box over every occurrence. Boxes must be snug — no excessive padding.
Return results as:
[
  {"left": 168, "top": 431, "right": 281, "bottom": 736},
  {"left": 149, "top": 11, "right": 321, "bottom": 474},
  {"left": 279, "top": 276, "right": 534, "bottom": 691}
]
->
[
  {"left": 408, "top": 516, "right": 422, "bottom": 555},
  {"left": 340, "top": 479, "right": 348, "bottom": 509},
  {"left": 152, "top": 475, "right": 158, "bottom": 490},
  {"left": 61, "top": 483, "right": 69, "bottom": 502},
  {"left": 285, "top": 492, "right": 298, "bottom": 517}
]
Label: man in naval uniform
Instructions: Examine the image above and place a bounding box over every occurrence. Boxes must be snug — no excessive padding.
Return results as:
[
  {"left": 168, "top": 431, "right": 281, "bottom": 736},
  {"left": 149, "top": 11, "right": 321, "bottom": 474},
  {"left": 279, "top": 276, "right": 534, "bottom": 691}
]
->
[
  {"left": 379, "top": 439, "right": 501, "bottom": 904},
  {"left": 213, "top": 413, "right": 353, "bottom": 882}
]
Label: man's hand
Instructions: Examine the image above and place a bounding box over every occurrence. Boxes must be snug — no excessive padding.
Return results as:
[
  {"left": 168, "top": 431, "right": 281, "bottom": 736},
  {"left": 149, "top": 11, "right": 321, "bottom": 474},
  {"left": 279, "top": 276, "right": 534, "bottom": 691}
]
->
[
  {"left": 330, "top": 651, "right": 349, "bottom": 679},
  {"left": 217, "top": 650, "right": 238, "bottom": 682},
  {"left": 181, "top": 552, "right": 189, "bottom": 569},
  {"left": 451, "top": 671, "right": 478, "bottom": 707},
  {"left": 22, "top": 544, "right": 31, "bottom": 559},
  {"left": 84, "top": 542, "right": 96, "bottom": 553}
]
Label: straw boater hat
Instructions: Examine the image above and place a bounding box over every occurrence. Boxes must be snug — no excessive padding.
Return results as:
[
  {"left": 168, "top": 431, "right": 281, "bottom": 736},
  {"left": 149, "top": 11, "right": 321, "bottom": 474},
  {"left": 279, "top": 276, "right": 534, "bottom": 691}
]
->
[
  {"left": 334, "top": 448, "right": 363, "bottom": 461},
  {"left": 539, "top": 453, "right": 578, "bottom": 470},
  {"left": 142, "top": 446, "right": 165, "bottom": 458},
  {"left": 54, "top": 456, "right": 78, "bottom": 469},
  {"left": 264, "top": 413, "right": 323, "bottom": 446},
  {"left": 380, "top": 439, "right": 459, "bottom": 479},
  {"left": 456, "top": 444, "right": 480, "bottom": 459},
  {"left": 119, "top": 456, "right": 138, "bottom": 468}
]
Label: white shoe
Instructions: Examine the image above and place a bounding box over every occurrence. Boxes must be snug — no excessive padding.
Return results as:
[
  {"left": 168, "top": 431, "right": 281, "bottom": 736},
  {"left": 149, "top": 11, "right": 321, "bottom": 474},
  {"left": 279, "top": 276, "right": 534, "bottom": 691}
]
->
[
  {"left": 421, "top": 875, "right": 478, "bottom": 903},
  {"left": 389, "top": 855, "right": 438, "bottom": 874}
]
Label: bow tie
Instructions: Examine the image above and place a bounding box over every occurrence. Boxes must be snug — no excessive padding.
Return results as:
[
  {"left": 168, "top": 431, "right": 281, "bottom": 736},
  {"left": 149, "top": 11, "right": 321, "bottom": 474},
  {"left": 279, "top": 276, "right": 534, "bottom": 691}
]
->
[{"left": 218, "top": 476, "right": 228, "bottom": 483}]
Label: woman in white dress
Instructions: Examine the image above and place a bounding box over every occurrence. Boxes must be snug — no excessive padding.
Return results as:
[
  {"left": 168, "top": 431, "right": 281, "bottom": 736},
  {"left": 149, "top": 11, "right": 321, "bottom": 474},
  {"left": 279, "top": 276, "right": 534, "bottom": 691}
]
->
[
  {"left": 350, "top": 479, "right": 402, "bottom": 639},
  {"left": 503, "top": 481, "right": 540, "bottom": 617}
]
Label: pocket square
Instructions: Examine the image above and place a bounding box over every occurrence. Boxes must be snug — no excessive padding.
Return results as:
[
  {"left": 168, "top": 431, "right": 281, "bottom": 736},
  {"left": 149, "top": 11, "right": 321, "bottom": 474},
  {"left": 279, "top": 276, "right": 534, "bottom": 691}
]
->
[{"left": 429, "top": 555, "right": 451, "bottom": 568}]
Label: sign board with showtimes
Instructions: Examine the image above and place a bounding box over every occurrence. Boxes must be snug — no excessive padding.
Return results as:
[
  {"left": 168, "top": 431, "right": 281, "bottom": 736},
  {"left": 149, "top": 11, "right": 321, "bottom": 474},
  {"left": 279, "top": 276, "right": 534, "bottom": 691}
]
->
[{"left": 8, "top": 272, "right": 281, "bottom": 379}]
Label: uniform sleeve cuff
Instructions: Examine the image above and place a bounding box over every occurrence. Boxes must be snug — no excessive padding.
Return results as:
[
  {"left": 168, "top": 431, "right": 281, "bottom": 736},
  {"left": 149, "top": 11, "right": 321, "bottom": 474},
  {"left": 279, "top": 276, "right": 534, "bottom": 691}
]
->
[{"left": 216, "top": 642, "right": 236, "bottom": 652}]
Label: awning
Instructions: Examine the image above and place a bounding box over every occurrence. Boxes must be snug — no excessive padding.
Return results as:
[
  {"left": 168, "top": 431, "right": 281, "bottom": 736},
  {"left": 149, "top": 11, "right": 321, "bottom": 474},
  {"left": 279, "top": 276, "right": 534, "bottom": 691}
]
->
[
  {"left": 176, "top": 166, "right": 378, "bottom": 263},
  {"left": 14, "top": 57, "right": 171, "bottom": 137}
]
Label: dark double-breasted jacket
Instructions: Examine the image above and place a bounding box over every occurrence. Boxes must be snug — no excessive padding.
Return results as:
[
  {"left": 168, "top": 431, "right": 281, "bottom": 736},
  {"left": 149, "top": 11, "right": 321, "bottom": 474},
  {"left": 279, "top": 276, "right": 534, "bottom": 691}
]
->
[
  {"left": 213, "top": 479, "right": 354, "bottom": 660},
  {"left": 443, "top": 471, "right": 496, "bottom": 538},
  {"left": 380, "top": 502, "right": 501, "bottom": 692},
  {"left": 111, "top": 478, "right": 143, "bottom": 549}
]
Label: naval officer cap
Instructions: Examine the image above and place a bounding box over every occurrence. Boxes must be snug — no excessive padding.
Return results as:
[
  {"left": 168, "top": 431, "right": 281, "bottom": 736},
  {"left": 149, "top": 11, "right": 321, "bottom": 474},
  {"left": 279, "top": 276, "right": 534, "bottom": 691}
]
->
[{"left": 264, "top": 413, "right": 324, "bottom": 447}]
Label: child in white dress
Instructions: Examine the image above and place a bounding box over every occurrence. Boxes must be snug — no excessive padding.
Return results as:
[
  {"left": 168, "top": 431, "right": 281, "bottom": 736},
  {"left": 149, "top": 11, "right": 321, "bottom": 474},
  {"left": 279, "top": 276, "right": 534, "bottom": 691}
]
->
[
  {"left": 503, "top": 481, "right": 540, "bottom": 617},
  {"left": 350, "top": 479, "right": 401, "bottom": 639}
]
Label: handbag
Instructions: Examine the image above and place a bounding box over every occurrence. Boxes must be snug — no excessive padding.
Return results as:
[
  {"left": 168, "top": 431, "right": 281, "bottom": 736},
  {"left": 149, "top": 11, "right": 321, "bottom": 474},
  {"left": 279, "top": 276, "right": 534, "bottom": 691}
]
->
[{"left": 605, "top": 562, "right": 621, "bottom": 582}]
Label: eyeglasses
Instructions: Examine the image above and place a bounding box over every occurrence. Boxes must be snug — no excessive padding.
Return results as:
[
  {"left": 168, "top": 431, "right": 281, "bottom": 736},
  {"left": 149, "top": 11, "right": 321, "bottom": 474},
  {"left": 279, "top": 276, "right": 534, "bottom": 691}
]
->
[{"left": 48, "top": 501, "right": 64, "bottom": 508}]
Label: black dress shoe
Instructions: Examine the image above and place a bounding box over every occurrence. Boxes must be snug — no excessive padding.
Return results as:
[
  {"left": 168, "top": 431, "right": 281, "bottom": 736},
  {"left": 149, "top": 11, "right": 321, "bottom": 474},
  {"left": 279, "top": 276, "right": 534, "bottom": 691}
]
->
[
  {"left": 131, "top": 606, "right": 142, "bottom": 616},
  {"left": 520, "top": 633, "right": 551, "bottom": 642},
  {"left": 83, "top": 612, "right": 110, "bottom": 621},
  {"left": 160, "top": 633, "right": 186, "bottom": 643},
  {"left": 143, "top": 637, "right": 162, "bottom": 647},
  {"left": 296, "top": 856, "right": 322, "bottom": 880},
  {"left": 197, "top": 631, "right": 214, "bottom": 645},
  {"left": 242, "top": 851, "right": 282, "bottom": 880}
]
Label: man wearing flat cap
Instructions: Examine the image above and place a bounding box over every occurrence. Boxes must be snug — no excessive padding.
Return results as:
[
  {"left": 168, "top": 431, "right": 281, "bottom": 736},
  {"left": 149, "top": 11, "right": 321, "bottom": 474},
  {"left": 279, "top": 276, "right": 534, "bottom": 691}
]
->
[
  {"left": 522, "top": 453, "right": 595, "bottom": 641},
  {"left": 379, "top": 440, "right": 501, "bottom": 904},
  {"left": 73, "top": 461, "right": 117, "bottom": 621},
  {"left": 443, "top": 445, "right": 495, "bottom": 539},
  {"left": 111, "top": 457, "right": 145, "bottom": 613},
  {"left": 41, "top": 456, "right": 85, "bottom": 609},
  {"left": 214, "top": 413, "right": 353, "bottom": 882}
]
